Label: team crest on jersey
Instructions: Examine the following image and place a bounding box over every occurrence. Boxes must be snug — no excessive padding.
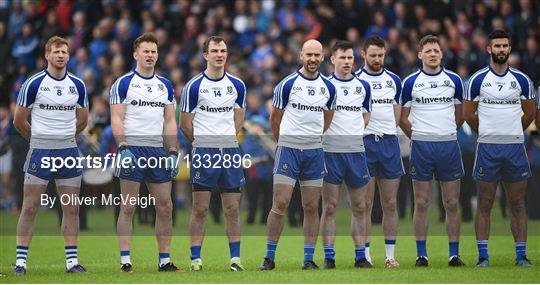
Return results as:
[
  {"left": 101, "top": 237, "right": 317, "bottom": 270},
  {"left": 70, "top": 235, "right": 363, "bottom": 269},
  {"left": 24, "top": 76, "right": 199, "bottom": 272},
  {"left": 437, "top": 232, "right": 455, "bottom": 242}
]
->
[
  {"left": 444, "top": 80, "right": 450, "bottom": 86},
  {"left": 510, "top": 81, "right": 517, "bottom": 89},
  {"left": 410, "top": 166, "right": 416, "bottom": 175},
  {"left": 195, "top": 171, "right": 201, "bottom": 179},
  {"left": 227, "top": 86, "right": 234, "bottom": 95},
  {"left": 355, "top": 86, "right": 362, "bottom": 95},
  {"left": 282, "top": 163, "right": 289, "bottom": 170},
  {"left": 31, "top": 162, "right": 37, "bottom": 170},
  {"left": 478, "top": 167, "right": 484, "bottom": 176},
  {"left": 158, "top": 84, "right": 164, "bottom": 91},
  {"left": 320, "top": 87, "right": 326, "bottom": 95},
  {"left": 386, "top": 80, "right": 393, "bottom": 87},
  {"left": 69, "top": 86, "right": 76, "bottom": 94}
]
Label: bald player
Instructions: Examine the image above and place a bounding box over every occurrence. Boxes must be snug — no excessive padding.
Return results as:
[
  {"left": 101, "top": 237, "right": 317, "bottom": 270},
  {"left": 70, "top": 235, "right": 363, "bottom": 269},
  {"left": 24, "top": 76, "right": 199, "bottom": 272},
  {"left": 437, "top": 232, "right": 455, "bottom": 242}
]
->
[{"left": 259, "top": 40, "right": 336, "bottom": 271}]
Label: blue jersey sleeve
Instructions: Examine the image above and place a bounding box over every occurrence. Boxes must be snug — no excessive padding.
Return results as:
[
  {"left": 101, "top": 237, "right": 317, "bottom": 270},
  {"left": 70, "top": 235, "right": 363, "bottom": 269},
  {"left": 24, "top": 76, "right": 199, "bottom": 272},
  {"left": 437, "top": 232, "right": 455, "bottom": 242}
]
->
[
  {"left": 322, "top": 77, "right": 337, "bottom": 110},
  {"left": 228, "top": 74, "right": 246, "bottom": 108},
  {"left": 180, "top": 74, "right": 203, "bottom": 113},
  {"left": 445, "top": 71, "right": 464, "bottom": 103},
  {"left": 360, "top": 79, "right": 372, "bottom": 112},
  {"left": 17, "top": 71, "right": 46, "bottom": 108},
  {"left": 69, "top": 74, "right": 88, "bottom": 108},
  {"left": 386, "top": 70, "right": 402, "bottom": 104},
  {"left": 509, "top": 69, "right": 534, "bottom": 100},
  {"left": 157, "top": 75, "right": 175, "bottom": 104},
  {"left": 466, "top": 69, "right": 489, "bottom": 101},
  {"left": 109, "top": 72, "right": 134, "bottom": 104},
  {"left": 401, "top": 71, "right": 420, "bottom": 107},
  {"left": 272, "top": 74, "right": 296, "bottom": 109}
]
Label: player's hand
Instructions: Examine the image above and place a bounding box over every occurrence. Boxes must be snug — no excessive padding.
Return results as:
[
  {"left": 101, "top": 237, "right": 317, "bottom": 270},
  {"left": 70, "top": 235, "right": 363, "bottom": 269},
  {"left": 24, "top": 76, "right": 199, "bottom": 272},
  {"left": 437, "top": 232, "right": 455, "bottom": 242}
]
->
[
  {"left": 166, "top": 153, "right": 179, "bottom": 179},
  {"left": 119, "top": 147, "right": 137, "bottom": 172}
]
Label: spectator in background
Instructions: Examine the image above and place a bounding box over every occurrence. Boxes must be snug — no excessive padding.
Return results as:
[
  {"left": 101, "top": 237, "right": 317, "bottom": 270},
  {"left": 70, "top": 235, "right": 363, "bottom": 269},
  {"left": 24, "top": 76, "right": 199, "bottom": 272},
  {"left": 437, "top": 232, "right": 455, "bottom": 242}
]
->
[
  {"left": 0, "top": 21, "right": 12, "bottom": 75},
  {"left": 7, "top": 0, "right": 26, "bottom": 39},
  {"left": 11, "top": 22, "right": 39, "bottom": 70},
  {"left": 55, "top": 0, "right": 72, "bottom": 33},
  {"left": 365, "top": 10, "right": 389, "bottom": 39},
  {"left": 40, "top": 9, "right": 62, "bottom": 49}
]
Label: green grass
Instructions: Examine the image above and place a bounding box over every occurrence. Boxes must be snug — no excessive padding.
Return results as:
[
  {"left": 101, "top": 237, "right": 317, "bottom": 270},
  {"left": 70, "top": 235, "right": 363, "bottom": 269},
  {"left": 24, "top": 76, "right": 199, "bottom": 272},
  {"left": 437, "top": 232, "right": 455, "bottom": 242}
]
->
[{"left": 0, "top": 208, "right": 539, "bottom": 283}]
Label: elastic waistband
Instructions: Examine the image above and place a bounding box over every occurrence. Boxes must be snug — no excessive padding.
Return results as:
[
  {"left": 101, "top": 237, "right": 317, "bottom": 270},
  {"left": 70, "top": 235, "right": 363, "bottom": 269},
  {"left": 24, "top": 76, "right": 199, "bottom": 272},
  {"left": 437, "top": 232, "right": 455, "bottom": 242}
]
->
[{"left": 411, "top": 134, "right": 456, "bottom": 142}]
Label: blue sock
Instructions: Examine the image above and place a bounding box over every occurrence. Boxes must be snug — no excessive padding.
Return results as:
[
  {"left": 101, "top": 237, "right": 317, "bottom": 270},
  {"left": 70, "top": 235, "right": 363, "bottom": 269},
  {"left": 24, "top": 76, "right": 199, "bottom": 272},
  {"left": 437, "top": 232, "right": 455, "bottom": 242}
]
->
[
  {"left": 355, "top": 244, "right": 366, "bottom": 261},
  {"left": 516, "top": 242, "right": 526, "bottom": 260},
  {"left": 158, "top": 252, "right": 170, "bottom": 266},
  {"left": 266, "top": 240, "right": 278, "bottom": 260},
  {"left": 190, "top": 245, "right": 202, "bottom": 260},
  {"left": 304, "top": 243, "right": 315, "bottom": 262},
  {"left": 477, "top": 240, "right": 488, "bottom": 260},
  {"left": 120, "top": 250, "right": 131, "bottom": 264},
  {"left": 16, "top": 245, "right": 28, "bottom": 267},
  {"left": 323, "top": 244, "right": 335, "bottom": 260},
  {"left": 416, "top": 240, "right": 427, "bottom": 257},
  {"left": 229, "top": 241, "right": 241, "bottom": 259},
  {"left": 449, "top": 242, "right": 459, "bottom": 258}
]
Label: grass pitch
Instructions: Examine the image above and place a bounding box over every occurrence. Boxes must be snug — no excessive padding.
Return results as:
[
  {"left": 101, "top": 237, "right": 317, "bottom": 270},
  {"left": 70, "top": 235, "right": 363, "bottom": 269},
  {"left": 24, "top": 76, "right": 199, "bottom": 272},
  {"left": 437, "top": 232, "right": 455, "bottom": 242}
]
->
[{"left": 0, "top": 208, "right": 538, "bottom": 283}]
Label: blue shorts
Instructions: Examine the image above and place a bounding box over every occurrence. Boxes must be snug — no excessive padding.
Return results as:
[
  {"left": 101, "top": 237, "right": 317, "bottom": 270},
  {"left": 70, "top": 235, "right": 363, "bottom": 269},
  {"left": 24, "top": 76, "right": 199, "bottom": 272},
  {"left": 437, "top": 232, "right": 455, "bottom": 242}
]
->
[
  {"left": 409, "top": 140, "right": 464, "bottom": 181},
  {"left": 363, "top": 135, "right": 404, "bottom": 179},
  {"left": 324, "top": 152, "right": 370, "bottom": 188},
  {"left": 116, "top": 146, "right": 170, "bottom": 183},
  {"left": 24, "top": 147, "right": 83, "bottom": 180},
  {"left": 190, "top": 147, "right": 246, "bottom": 189},
  {"left": 273, "top": 146, "right": 325, "bottom": 183},
  {"left": 473, "top": 143, "right": 531, "bottom": 182}
]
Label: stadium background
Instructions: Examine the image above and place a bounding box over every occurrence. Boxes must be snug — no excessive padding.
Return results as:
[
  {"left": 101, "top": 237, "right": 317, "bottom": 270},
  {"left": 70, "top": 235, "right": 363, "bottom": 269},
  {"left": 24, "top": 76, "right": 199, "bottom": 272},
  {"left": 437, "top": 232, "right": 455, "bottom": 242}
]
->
[{"left": 0, "top": 0, "right": 539, "bottom": 282}]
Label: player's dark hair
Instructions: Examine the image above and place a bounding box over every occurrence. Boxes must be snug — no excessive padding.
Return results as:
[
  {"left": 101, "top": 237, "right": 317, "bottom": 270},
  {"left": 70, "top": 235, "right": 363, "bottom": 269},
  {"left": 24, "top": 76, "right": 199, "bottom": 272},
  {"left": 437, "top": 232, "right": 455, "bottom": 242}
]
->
[
  {"left": 488, "top": 30, "right": 511, "bottom": 46},
  {"left": 418, "top": 34, "right": 440, "bottom": 50},
  {"left": 332, "top": 40, "right": 354, "bottom": 54},
  {"left": 363, "top": 35, "right": 386, "bottom": 51},
  {"left": 203, "top": 36, "right": 227, "bottom": 53},
  {"left": 133, "top": 33, "right": 159, "bottom": 51}
]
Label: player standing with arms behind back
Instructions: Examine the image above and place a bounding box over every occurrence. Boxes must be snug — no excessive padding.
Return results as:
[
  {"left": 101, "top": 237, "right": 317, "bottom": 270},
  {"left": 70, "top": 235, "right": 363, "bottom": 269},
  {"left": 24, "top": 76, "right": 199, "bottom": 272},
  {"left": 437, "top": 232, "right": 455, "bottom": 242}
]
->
[
  {"left": 110, "top": 33, "right": 180, "bottom": 273},
  {"left": 180, "top": 36, "right": 247, "bottom": 272},
  {"left": 319, "top": 40, "right": 372, "bottom": 269},
  {"left": 356, "top": 35, "right": 403, "bottom": 268},
  {"left": 259, "top": 39, "right": 336, "bottom": 271},
  {"left": 464, "top": 30, "right": 535, "bottom": 267},
  {"left": 13, "top": 36, "right": 88, "bottom": 275},
  {"left": 399, "top": 35, "right": 465, "bottom": 267}
]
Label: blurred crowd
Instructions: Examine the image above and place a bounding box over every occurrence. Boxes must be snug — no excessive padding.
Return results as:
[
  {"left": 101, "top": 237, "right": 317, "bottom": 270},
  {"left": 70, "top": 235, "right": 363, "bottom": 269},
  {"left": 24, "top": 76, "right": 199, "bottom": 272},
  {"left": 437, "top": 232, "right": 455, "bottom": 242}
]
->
[{"left": 0, "top": 0, "right": 540, "bottom": 223}]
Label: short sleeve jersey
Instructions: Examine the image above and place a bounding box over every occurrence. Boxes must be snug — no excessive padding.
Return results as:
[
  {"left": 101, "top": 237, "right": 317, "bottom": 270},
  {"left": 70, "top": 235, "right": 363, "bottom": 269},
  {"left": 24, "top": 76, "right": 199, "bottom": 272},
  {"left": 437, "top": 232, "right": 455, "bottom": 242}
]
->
[
  {"left": 17, "top": 70, "right": 88, "bottom": 148},
  {"left": 180, "top": 72, "right": 246, "bottom": 148}
]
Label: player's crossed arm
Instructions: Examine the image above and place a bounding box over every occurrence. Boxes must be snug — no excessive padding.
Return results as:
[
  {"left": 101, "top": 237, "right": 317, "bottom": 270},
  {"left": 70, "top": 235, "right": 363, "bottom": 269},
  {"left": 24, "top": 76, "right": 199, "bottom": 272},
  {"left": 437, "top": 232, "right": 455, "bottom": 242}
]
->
[{"left": 536, "top": 87, "right": 540, "bottom": 130}]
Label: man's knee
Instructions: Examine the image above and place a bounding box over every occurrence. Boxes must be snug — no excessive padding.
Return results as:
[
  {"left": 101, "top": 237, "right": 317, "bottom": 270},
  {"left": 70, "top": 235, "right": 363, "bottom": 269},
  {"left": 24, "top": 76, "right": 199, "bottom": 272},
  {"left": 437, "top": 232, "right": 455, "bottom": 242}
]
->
[
  {"left": 192, "top": 204, "right": 209, "bottom": 220},
  {"left": 223, "top": 203, "right": 239, "bottom": 219},
  {"left": 382, "top": 198, "right": 397, "bottom": 213},
  {"left": 323, "top": 201, "right": 337, "bottom": 217},
  {"left": 21, "top": 202, "right": 40, "bottom": 218},
  {"left": 120, "top": 204, "right": 137, "bottom": 217},
  {"left": 414, "top": 196, "right": 430, "bottom": 212},
  {"left": 444, "top": 196, "right": 459, "bottom": 213},
  {"left": 155, "top": 199, "right": 173, "bottom": 217},
  {"left": 350, "top": 200, "right": 366, "bottom": 218}
]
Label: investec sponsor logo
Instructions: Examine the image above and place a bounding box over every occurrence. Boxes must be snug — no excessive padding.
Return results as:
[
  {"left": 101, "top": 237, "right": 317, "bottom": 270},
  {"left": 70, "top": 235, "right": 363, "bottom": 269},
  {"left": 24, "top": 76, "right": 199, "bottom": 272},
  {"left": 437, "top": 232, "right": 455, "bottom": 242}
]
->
[
  {"left": 130, "top": 99, "right": 165, "bottom": 107},
  {"left": 199, "top": 105, "right": 233, "bottom": 112},
  {"left": 291, "top": 103, "right": 324, "bottom": 112},
  {"left": 414, "top": 96, "right": 453, "bottom": 104},
  {"left": 481, "top": 98, "right": 520, "bottom": 105},
  {"left": 372, "top": 98, "right": 393, "bottom": 104},
  {"left": 39, "top": 104, "right": 76, "bottom": 111},
  {"left": 336, "top": 105, "right": 362, "bottom": 112}
]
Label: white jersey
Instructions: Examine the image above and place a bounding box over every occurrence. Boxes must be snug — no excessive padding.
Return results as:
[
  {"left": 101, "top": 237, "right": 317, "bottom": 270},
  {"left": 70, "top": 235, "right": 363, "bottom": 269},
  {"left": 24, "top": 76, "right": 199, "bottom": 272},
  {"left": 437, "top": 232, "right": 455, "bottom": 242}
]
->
[
  {"left": 355, "top": 68, "right": 401, "bottom": 135},
  {"left": 323, "top": 73, "right": 371, "bottom": 152},
  {"left": 273, "top": 71, "right": 336, "bottom": 149},
  {"left": 180, "top": 72, "right": 246, "bottom": 148},
  {"left": 401, "top": 68, "right": 464, "bottom": 141},
  {"left": 17, "top": 70, "right": 88, "bottom": 149},
  {"left": 110, "top": 70, "right": 175, "bottom": 147},
  {"left": 466, "top": 66, "right": 535, "bottom": 144}
]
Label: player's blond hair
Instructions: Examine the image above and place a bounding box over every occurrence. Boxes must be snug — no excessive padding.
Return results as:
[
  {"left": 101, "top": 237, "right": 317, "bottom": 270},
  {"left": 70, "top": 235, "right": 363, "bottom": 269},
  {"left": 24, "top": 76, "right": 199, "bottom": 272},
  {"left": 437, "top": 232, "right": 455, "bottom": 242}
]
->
[{"left": 44, "top": 36, "right": 69, "bottom": 53}]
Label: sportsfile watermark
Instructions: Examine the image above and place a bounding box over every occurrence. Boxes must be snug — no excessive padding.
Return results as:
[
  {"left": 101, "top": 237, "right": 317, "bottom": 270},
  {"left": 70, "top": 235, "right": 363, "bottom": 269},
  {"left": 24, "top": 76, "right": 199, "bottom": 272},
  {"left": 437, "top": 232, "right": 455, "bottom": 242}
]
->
[{"left": 41, "top": 153, "right": 252, "bottom": 172}]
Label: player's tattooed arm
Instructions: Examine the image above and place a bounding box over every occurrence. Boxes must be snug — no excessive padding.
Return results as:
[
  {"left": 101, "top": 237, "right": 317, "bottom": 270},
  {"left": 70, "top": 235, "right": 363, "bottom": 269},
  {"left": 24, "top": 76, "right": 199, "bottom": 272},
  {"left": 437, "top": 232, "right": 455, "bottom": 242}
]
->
[
  {"left": 463, "top": 101, "right": 479, "bottom": 133},
  {"left": 234, "top": 108, "right": 245, "bottom": 134},
  {"left": 323, "top": 110, "right": 334, "bottom": 132},
  {"left": 180, "top": 112, "right": 195, "bottom": 143},
  {"left": 521, "top": 99, "right": 536, "bottom": 130},
  {"left": 454, "top": 103, "right": 464, "bottom": 129},
  {"left": 270, "top": 107, "right": 284, "bottom": 141},
  {"left": 75, "top": 107, "right": 89, "bottom": 136},
  {"left": 163, "top": 104, "right": 178, "bottom": 151},
  {"left": 110, "top": 104, "right": 127, "bottom": 145},
  {"left": 398, "top": 107, "right": 412, "bottom": 138},
  {"left": 13, "top": 105, "right": 31, "bottom": 140}
]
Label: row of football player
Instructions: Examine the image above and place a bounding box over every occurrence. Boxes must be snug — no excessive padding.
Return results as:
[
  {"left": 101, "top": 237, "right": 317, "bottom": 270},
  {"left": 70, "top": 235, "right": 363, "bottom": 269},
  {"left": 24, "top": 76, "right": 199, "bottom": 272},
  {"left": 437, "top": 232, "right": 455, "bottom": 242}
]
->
[{"left": 11, "top": 29, "right": 537, "bottom": 275}]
